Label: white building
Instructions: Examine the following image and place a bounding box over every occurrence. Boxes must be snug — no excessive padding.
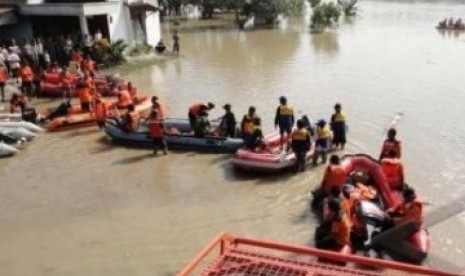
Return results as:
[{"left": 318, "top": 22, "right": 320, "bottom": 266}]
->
[{"left": 0, "top": 0, "right": 161, "bottom": 47}]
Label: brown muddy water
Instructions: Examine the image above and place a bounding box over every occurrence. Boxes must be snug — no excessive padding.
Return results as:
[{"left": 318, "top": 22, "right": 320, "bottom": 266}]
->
[{"left": 1, "top": 1, "right": 465, "bottom": 275}]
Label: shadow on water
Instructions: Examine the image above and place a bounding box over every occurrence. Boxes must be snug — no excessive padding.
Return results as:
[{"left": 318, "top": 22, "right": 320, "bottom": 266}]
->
[
  {"left": 310, "top": 32, "right": 340, "bottom": 55},
  {"left": 65, "top": 128, "right": 99, "bottom": 137},
  {"left": 112, "top": 153, "right": 156, "bottom": 165}
]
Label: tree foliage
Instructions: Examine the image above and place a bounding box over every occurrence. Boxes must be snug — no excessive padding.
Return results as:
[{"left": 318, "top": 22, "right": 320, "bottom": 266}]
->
[
  {"left": 310, "top": 2, "right": 341, "bottom": 33},
  {"left": 337, "top": 0, "right": 358, "bottom": 16}
]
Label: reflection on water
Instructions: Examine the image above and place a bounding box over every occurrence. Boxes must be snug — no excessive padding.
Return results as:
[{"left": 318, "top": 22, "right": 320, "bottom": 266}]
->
[{"left": 1, "top": 1, "right": 465, "bottom": 275}]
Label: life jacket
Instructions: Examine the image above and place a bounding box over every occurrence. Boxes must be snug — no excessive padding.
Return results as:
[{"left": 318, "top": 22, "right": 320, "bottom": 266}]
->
[
  {"left": 354, "top": 182, "right": 377, "bottom": 200},
  {"left": 395, "top": 198, "right": 424, "bottom": 227},
  {"left": 380, "top": 139, "right": 402, "bottom": 159},
  {"left": 189, "top": 103, "right": 204, "bottom": 116},
  {"left": 242, "top": 115, "right": 256, "bottom": 135},
  {"left": 0, "top": 68, "right": 7, "bottom": 83},
  {"left": 277, "top": 104, "right": 294, "bottom": 125},
  {"left": 20, "top": 66, "right": 33, "bottom": 82},
  {"left": 331, "top": 213, "right": 351, "bottom": 246},
  {"left": 317, "top": 125, "right": 332, "bottom": 139},
  {"left": 77, "top": 87, "right": 92, "bottom": 103},
  {"left": 341, "top": 197, "right": 355, "bottom": 220},
  {"left": 332, "top": 112, "right": 346, "bottom": 123},
  {"left": 291, "top": 128, "right": 310, "bottom": 152},
  {"left": 322, "top": 165, "right": 346, "bottom": 192},
  {"left": 93, "top": 100, "right": 107, "bottom": 121},
  {"left": 147, "top": 118, "right": 164, "bottom": 138},
  {"left": 117, "top": 90, "right": 133, "bottom": 107},
  {"left": 292, "top": 128, "right": 310, "bottom": 141},
  {"left": 381, "top": 158, "right": 404, "bottom": 189}
]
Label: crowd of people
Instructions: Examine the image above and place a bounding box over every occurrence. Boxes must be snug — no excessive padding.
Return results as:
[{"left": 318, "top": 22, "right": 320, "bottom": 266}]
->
[{"left": 437, "top": 17, "right": 465, "bottom": 29}]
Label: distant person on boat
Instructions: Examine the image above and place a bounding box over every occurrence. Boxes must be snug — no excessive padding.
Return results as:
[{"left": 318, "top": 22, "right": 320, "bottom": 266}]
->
[
  {"left": 43, "top": 100, "right": 72, "bottom": 121},
  {"left": 315, "top": 198, "right": 351, "bottom": 251},
  {"left": 448, "top": 17, "right": 454, "bottom": 27},
  {"left": 0, "top": 63, "right": 7, "bottom": 102},
  {"left": 194, "top": 110, "right": 211, "bottom": 138},
  {"left": 20, "top": 61, "right": 34, "bottom": 98},
  {"left": 121, "top": 104, "right": 140, "bottom": 132},
  {"left": 379, "top": 128, "right": 401, "bottom": 160},
  {"left": 115, "top": 85, "right": 133, "bottom": 109},
  {"left": 155, "top": 40, "right": 166, "bottom": 54},
  {"left": 291, "top": 119, "right": 311, "bottom": 172},
  {"left": 301, "top": 115, "right": 315, "bottom": 136},
  {"left": 330, "top": 103, "right": 347, "bottom": 150},
  {"left": 147, "top": 108, "right": 168, "bottom": 155},
  {"left": 438, "top": 18, "right": 447, "bottom": 28},
  {"left": 151, "top": 96, "right": 165, "bottom": 118},
  {"left": 76, "top": 81, "right": 92, "bottom": 112},
  {"left": 92, "top": 94, "right": 108, "bottom": 130},
  {"left": 219, "top": 103, "right": 236, "bottom": 138},
  {"left": 274, "top": 96, "right": 294, "bottom": 150},
  {"left": 381, "top": 149, "right": 405, "bottom": 190},
  {"left": 241, "top": 106, "right": 258, "bottom": 148},
  {"left": 387, "top": 187, "right": 424, "bottom": 229},
  {"left": 188, "top": 102, "right": 215, "bottom": 129},
  {"left": 172, "top": 30, "right": 180, "bottom": 55},
  {"left": 313, "top": 119, "right": 332, "bottom": 165},
  {"left": 311, "top": 154, "right": 346, "bottom": 212},
  {"left": 454, "top": 18, "right": 463, "bottom": 29},
  {"left": 59, "top": 67, "right": 72, "bottom": 101},
  {"left": 248, "top": 117, "right": 265, "bottom": 150}
]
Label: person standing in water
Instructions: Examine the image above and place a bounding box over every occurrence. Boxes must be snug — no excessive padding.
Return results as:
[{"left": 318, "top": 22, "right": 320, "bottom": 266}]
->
[
  {"left": 291, "top": 119, "right": 311, "bottom": 172},
  {"left": 172, "top": 30, "right": 180, "bottom": 55},
  {"left": 330, "top": 103, "right": 347, "bottom": 150},
  {"left": 380, "top": 128, "right": 402, "bottom": 160},
  {"left": 147, "top": 108, "right": 168, "bottom": 155}
]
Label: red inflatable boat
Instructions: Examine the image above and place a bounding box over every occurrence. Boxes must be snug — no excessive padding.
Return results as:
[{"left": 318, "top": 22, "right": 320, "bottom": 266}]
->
[
  {"left": 338, "top": 154, "right": 430, "bottom": 263},
  {"left": 40, "top": 73, "right": 118, "bottom": 97},
  {"left": 232, "top": 132, "right": 314, "bottom": 173}
]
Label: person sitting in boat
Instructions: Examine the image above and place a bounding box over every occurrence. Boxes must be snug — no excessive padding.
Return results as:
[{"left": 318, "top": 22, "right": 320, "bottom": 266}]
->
[
  {"left": 301, "top": 115, "right": 315, "bottom": 136},
  {"left": 311, "top": 155, "right": 346, "bottom": 212},
  {"left": 455, "top": 18, "right": 463, "bottom": 29},
  {"left": 387, "top": 187, "right": 424, "bottom": 229},
  {"left": 115, "top": 85, "right": 133, "bottom": 109},
  {"left": 312, "top": 119, "right": 332, "bottom": 165},
  {"left": 121, "top": 104, "right": 140, "bottom": 132},
  {"left": 315, "top": 198, "right": 351, "bottom": 251},
  {"left": 274, "top": 96, "right": 294, "bottom": 150},
  {"left": 146, "top": 108, "right": 168, "bottom": 155},
  {"left": 155, "top": 40, "right": 166, "bottom": 54},
  {"left": 381, "top": 149, "right": 405, "bottom": 190},
  {"left": 448, "top": 17, "right": 455, "bottom": 27},
  {"left": 188, "top": 102, "right": 215, "bottom": 129},
  {"left": 241, "top": 106, "right": 258, "bottom": 147},
  {"left": 219, "top": 104, "right": 237, "bottom": 138},
  {"left": 76, "top": 80, "right": 93, "bottom": 112},
  {"left": 380, "top": 128, "right": 401, "bottom": 160},
  {"left": 247, "top": 117, "right": 265, "bottom": 151},
  {"left": 291, "top": 119, "right": 311, "bottom": 172},
  {"left": 438, "top": 18, "right": 447, "bottom": 28},
  {"left": 194, "top": 110, "right": 211, "bottom": 138},
  {"left": 43, "top": 100, "right": 72, "bottom": 122}
]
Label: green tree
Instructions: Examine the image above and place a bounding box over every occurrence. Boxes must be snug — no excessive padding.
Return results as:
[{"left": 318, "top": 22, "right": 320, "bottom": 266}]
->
[
  {"left": 244, "top": 0, "right": 305, "bottom": 24},
  {"left": 310, "top": 2, "right": 341, "bottom": 33},
  {"left": 337, "top": 0, "right": 358, "bottom": 16}
]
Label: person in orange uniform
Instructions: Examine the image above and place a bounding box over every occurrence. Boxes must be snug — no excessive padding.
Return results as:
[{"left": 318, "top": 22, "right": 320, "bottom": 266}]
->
[
  {"left": 121, "top": 104, "right": 140, "bottom": 132},
  {"left": 241, "top": 106, "right": 258, "bottom": 148},
  {"left": 75, "top": 81, "right": 93, "bottom": 112},
  {"left": 380, "top": 128, "right": 402, "bottom": 160},
  {"left": 92, "top": 94, "right": 108, "bottom": 130},
  {"left": 127, "top": 82, "right": 137, "bottom": 101},
  {"left": 82, "top": 71, "right": 95, "bottom": 92},
  {"left": 0, "top": 64, "right": 7, "bottom": 102},
  {"left": 146, "top": 108, "right": 168, "bottom": 155},
  {"left": 59, "top": 67, "right": 72, "bottom": 101},
  {"left": 381, "top": 149, "right": 404, "bottom": 190},
  {"left": 20, "top": 62, "right": 34, "bottom": 98},
  {"left": 387, "top": 187, "right": 424, "bottom": 229},
  {"left": 315, "top": 199, "right": 351, "bottom": 251},
  {"left": 116, "top": 85, "right": 133, "bottom": 109},
  {"left": 312, "top": 154, "right": 347, "bottom": 212},
  {"left": 82, "top": 56, "right": 96, "bottom": 76},
  {"left": 188, "top": 102, "right": 215, "bottom": 129}
]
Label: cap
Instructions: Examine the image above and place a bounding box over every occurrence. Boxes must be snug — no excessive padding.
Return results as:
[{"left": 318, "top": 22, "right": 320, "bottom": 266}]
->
[{"left": 317, "top": 119, "right": 326, "bottom": 125}]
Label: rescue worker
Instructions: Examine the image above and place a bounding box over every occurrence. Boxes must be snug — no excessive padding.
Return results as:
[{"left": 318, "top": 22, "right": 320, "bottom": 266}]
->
[
  {"left": 315, "top": 199, "right": 351, "bottom": 251},
  {"left": 127, "top": 82, "right": 137, "bottom": 101},
  {"left": 249, "top": 117, "right": 265, "bottom": 150},
  {"left": 76, "top": 81, "right": 92, "bottom": 112},
  {"left": 92, "top": 93, "right": 108, "bottom": 130},
  {"left": 121, "top": 104, "right": 140, "bottom": 132},
  {"left": 82, "top": 71, "right": 95, "bottom": 93},
  {"left": 219, "top": 104, "right": 236, "bottom": 138},
  {"left": 0, "top": 63, "right": 7, "bottom": 102},
  {"left": 146, "top": 109, "right": 168, "bottom": 155},
  {"left": 82, "top": 56, "right": 96, "bottom": 76},
  {"left": 381, "top": 149, "right": 405, "bottom": 190},
  {"left": 274, "top": 96, "right": 295, "bottom": 150},
  {"left": 311, "top": 155, "right": 346, "bottom": 212},
  {"left": 194, "top": 110, "right": 211, "bottom": 138},
  {"left": 115, "top": 85, "right": 133, "bottom": 109},
  {"left": 151, "top": 96, "right": 165, "bottom": 118},
  {"left": 43, "top": 100, "right": 72, "bottom": 121},
  {"left": 313, "top": 119, "right": 332, "bottom": 165},
  {"left": 241, "top": 106, "right": 258, "bottom": 148},
  {"left": 380, "top": 128, "right": 402, "bottom": 160},
  {"left": 330, "top": 103, "right": 347, "bottom": 150},
  {"left": 59, "top": 67, "right": 72, "bottom": 101},
  {"left": 387, "top": 187, "right": 424, "bottom": 228},
  {"left": 188, "top": 102, "right": 215, "bottom": 129},
  {"left": 291, "top": 119, "right": 311, "bottom": 172},
  {"left": 20, "top": 62, "right": 34, "bottom": 98}
]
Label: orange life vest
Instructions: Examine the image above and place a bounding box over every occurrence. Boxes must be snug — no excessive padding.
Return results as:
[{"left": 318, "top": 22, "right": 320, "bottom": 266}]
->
[
  {"left": 381, "top": 158, "right": 404, "bottom": 189},
  {"left": 93, "top": 100, "right": 107, "bottom": 121},
  {"left": 331, "top": 213, "right": 351, "bottom": 246},
  {"left": 381, "top": 139, "right": 402, "bottom": 158},
  {"left": 147, "top": 118, "right": 164, "bottom": 138},
  {"left": 60, "top": 72, "right": 72, "bottom": 87},
  {"left": 242, "top": 115, "right": 256, "bottom": 134},
  {"left": 77, "top": 87, "right": 93, "bottom": 103},
  {"left": 321, "top": 165, "right": 347, "bottom": 192},
  {"left": 117, "top": 90, "right": 133, "bottom": 107},
  {"left": 189, "top": 103, "right": 204, "bottom": 116},
  {"left": 0, "top": 68, "right": 7, "bottom": 83},
  {"left": 20, "top": 66, "right": 33, "bottom": 82}
]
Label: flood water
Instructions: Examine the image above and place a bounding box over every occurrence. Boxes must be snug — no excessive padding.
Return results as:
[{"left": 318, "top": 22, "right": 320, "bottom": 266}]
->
[{"left": 1, "top": 1, "right": 465, "bottom": 275}]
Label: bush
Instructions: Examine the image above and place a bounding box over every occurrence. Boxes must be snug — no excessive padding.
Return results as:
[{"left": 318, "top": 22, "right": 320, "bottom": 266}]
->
[
  {"left": 91, "top": 39, "right": 128, "bottom": 67},
  {"left": 310, "top": 2, "right": 341, "bottom": 33},
  {"left": 128, "top": 43, "right": 154, "bottom": 57}
]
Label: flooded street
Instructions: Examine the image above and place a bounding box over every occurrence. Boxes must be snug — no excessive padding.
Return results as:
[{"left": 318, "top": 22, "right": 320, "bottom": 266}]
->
[{"left": 1, "top": 0, "right": 465, "bottom": 275}]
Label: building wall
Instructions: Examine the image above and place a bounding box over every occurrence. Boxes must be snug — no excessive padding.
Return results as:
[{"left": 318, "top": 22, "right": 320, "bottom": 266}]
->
[
  {"left": 107, "top": 1, "right": 132, "bottom": 44},
  {"left": 0, "top": 17, "right": 33, "bottom": 43},
  {"left": 144, "top": 10, "right": 160, "bottom": 47}
]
